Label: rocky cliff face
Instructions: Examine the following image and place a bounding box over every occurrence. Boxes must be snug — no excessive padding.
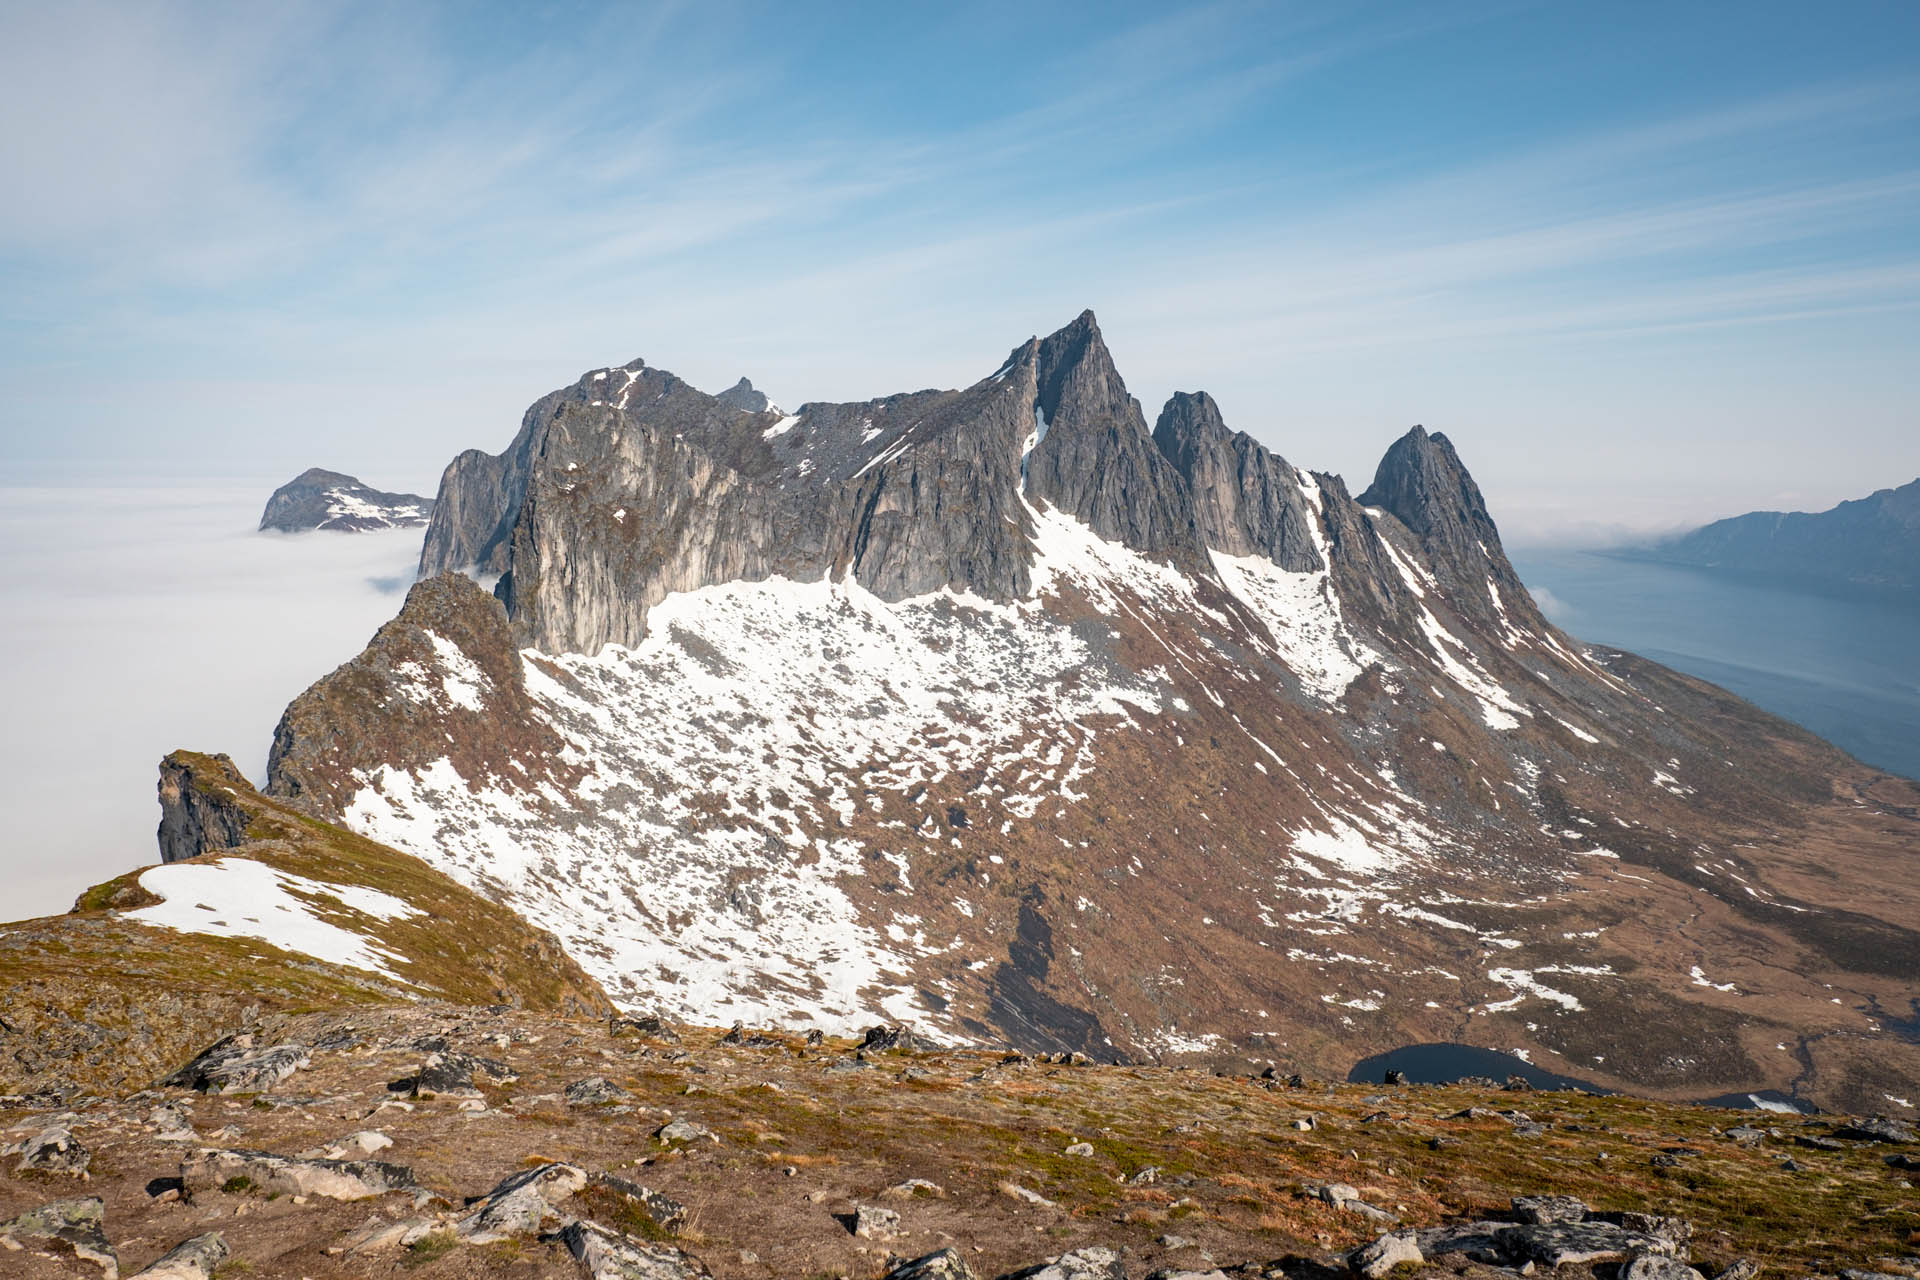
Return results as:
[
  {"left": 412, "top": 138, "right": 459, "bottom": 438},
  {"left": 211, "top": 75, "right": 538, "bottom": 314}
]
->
[
  {"left": 259, "top": 468, "right": 432, "bottom": 532},
  {"left": 268, "top": 311, "right": 1920, "bottom": 1111},
  {"left": 1151, "top": 390, "right": 1321, "bottom": 572},
  {"left": 156, "top": 752, "right": 254, "bottom": 863}
]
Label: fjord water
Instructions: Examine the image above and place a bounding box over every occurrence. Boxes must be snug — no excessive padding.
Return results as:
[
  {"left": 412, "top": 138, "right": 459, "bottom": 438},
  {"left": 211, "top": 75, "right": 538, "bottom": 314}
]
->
[{"left": 1511, "top": 548, "right": 1920, "bottom": 782}]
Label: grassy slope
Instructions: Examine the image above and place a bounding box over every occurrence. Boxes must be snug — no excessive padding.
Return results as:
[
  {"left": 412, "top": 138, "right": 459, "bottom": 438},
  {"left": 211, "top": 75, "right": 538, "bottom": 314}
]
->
[{"left": 0, "top": 751, "right": 610, "bottom": 1096}]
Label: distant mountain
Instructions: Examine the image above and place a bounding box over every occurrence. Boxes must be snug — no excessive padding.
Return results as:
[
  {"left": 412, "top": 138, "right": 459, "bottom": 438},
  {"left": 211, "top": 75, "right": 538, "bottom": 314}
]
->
[
  {"left": 1632, "top": 478, "right": 1920, "bottom": 597},
  {"left": 259, "top": 467, "right": 434, "bottom": 532},
  {"left": 256, "top": 309, "right": 1920, "bottom": 1113}
]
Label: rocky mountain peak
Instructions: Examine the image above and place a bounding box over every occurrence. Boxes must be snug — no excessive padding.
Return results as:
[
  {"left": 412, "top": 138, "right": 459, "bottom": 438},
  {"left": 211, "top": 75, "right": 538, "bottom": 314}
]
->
[
  {"left": 1359, "top": 425, "right": 1541, "bottom": 628},
  {"left": 260, "top": 468, "right": 433, "bottom": 533}
]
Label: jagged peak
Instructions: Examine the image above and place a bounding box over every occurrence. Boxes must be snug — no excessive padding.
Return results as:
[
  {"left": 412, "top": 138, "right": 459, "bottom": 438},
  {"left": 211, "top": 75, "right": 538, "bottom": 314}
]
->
[
  {"left": 1151, "top": 391, "right": 1230, "bottom": 452},
  {"left": 715, "top": 376, "right": 771, "bottom": 414},
  {"left": 1359, "top": 424, "right": 1494, "bottom": 543}
]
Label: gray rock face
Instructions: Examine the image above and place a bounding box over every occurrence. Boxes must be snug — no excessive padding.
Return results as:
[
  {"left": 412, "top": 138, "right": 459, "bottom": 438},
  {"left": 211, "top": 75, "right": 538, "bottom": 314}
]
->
[
  {"left": 259, "top": 467, "right": 432, "bottom": 533},
  {"left": 155, "top": 754, "right": 252, "bottom": 865},
  {"left": 129, "top": 1231, "right": 227, "bottom": 1280},
  {"left": 1022, "top": 311, "right": 1205, "bottom": 570},
  {"left": 566, "top": 1075, "right": 631, "bottom": 1105},
  {"left": 1152, "top": 390, "right": 1321, "bottom": 572},
  {"left": 1494, "top": 1221, "right": 1674, "bottom": 1266},
  {"left": 0, "top": 1195, "right": 116, "bottom": 1277},
  {"left": 416, "top": 312, "right": 1219, "bottom": 656},
  {"left": 1357, "top": 425, "right": 1542, "bottom": 630}
]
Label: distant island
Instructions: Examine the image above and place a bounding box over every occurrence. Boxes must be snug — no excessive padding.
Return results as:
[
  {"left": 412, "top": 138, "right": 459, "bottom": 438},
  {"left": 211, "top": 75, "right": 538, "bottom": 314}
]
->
[
  {"left": 259, "top": 467, "right": 434, "bottom": 532},
  {"left": 1624, "top": 476, "right": 1919, "bottom": 598}
]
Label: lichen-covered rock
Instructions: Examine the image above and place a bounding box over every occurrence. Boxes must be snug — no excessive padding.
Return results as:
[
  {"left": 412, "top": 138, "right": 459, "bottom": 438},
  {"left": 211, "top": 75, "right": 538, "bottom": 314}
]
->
[
  {"left": 456, "top": 1162, "right": 587, "bottom": 1242},
  {"left": 180, "top": 1147, "right": 414, "bottom": 1200},
  {"left": 162, "top": 1035, "right": 310, "bottom": 1093},
  {"left": 128, "top": 1231, "right": 227, "bottom": 1280},
  {"left": 1511, "top": 1194, "right": 1589, "bottom": 1224},
  {"left": 1004, "top": 1247, "right": 1128, "bottom": 1280},
  {"left": 883, "top": 1249, "right": 979, "bottom": 1280},
  {"left": 0, "top": 1195, "right": 116, "bottom": 1277},
  {"left": 13, "top": 1124, "right": 90, "bottom": 1175},
  {"left": 559, "top": 1219, "right": 712, "bottom": 1280},
  {"left": 1348, "top": 1230, "right": 1422, "bottom": 1278},
  {"left": 566, "top": 1075, "right": 631, "bottom": 1105}
]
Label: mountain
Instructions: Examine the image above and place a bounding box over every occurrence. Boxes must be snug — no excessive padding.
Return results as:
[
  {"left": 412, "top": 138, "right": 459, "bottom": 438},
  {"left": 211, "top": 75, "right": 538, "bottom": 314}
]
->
[
  {"left": 259, "top": 467, "right": 434, "bottom": 532},
  {"left": 260, "top": 311, "right": 1918, "bottom": 1113},
  {"left": 0, "top": 750, "right": 610, "bottom": 1096},
  {"left": 1631, "top": 477, "right": 1920, "bottom": 597}
]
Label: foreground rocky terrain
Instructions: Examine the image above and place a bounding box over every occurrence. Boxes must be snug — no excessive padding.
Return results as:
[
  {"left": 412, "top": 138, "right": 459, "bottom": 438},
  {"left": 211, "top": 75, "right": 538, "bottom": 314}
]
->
[
  {"left": 255, "top": 310, "right": 1920, "bottom": 1109},
  {"left": 260, "top": 468, "right": 434, "bottom": 533},
  {"left": 3, "top": 1003, "right": 1916, "bottom": 1280}
]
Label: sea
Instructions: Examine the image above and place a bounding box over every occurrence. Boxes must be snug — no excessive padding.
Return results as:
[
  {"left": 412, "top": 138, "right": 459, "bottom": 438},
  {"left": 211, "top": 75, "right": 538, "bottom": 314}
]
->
[{"left": 1510, "top": 548, "right": 1920, "bottom": 783}]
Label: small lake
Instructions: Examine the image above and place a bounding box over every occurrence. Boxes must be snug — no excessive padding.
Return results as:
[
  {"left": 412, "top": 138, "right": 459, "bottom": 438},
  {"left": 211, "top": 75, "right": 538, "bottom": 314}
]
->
[
  {"left": 1347, "top": 1043, "right": 1814, "bottom": 1113},
  {"left": 1508, "top": 549, "right": 1920, "bottom": 782}
]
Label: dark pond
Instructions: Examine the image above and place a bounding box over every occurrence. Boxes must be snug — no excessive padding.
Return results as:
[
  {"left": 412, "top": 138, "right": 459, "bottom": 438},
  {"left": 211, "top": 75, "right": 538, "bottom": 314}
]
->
[{"left": 1347, "top": 1043, "right": 1816, "bottom": 1112}]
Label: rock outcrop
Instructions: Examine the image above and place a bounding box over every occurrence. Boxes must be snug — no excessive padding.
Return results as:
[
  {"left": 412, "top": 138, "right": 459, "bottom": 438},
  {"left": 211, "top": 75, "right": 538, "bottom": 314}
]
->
[{"left": 155, "top": 752, "right": 253, "bottom": 864}]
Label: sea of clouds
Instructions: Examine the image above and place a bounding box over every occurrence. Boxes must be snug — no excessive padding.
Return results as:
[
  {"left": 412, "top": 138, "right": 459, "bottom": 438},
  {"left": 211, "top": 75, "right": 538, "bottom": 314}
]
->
[{"left": 0, "top": 478, "right": 426, "bottom": 919}]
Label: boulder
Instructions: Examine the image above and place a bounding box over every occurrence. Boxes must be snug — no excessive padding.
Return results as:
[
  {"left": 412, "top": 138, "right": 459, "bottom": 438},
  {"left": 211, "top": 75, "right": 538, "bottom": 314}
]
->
[
  {"left": 1495, "top": 1222, "right": 1673, "bottom": 1267},
  {"left": 162, "top": 1037, "right": 310, "bottom": 1095},
  {"left": 0, "top": 1195, "right": 117, "bottom": 1277},
  {"left": 412, "top": 1049, "right": 516, "bottom": 1098},
  {"left": 860, "top": 1025, "right": 931, "bottom": 1054},
  {"left": 1834, "top": 1117, "right": 1917, "bottom": 1143},
  {"left": 1511, "top": 1195, "right": 1589, "bottom": 1224},
  {"left": 591, "top": 1172, "right": 688, "bottom": 1230},
  {"left": 1348, "top": 1230, "right": 1422, "bottom": 1278},
  {"left": 655, "top": 1118, "right": 713, "bottom": 1145},
  {"left": 128, "top": 1232, "right": 228, "bottom": 1279},
  {"left": 1622, "top": 1258, "right": 1706, "bottom": 1280},
  {"left": 13, "top": 1124, "right": 90, "bottom": 1175},
  {"left": 456, "top": 1162, "right": 587, "bottom": 1243},
  {"left": 883, "top": 1249, "right": 979, "bottom": 1280},
  {"left": 854, "top": 1204, "right": 901, "bottom": 1238},
  {"left": 558, "top": 1219, "right": 711, "bottom": 1279},
  {"left": 566, "top": 1076, "right": 632, "bottom": 1105},
  {"left": 1005, "top": 1246, "right": 1128, "bottom": 1280},
  {"left": 181, "top": 1147, "right": 415, "bottom": 1200}
]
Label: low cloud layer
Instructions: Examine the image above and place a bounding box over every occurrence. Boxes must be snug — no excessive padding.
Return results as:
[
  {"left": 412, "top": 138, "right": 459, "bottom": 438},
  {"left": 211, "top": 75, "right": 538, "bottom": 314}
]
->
[{"left": 0, "top": 479, "right": 425, "bottom": 918}]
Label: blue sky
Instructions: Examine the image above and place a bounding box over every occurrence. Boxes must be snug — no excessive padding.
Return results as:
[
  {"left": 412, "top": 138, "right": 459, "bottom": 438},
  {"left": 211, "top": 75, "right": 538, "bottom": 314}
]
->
[{"left": 3, "top": 0, "right": 1918, "bottom": 541}]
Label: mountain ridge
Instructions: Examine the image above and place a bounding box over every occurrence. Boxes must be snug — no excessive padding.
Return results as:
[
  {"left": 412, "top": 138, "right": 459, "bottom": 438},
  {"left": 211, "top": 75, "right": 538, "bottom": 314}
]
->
[
  {"left": 1625, "top": 477, "right": 1920, "bottom": 599},
  {"left": 250, "top": 311, "right": 1920, "bottom": 1113}
]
